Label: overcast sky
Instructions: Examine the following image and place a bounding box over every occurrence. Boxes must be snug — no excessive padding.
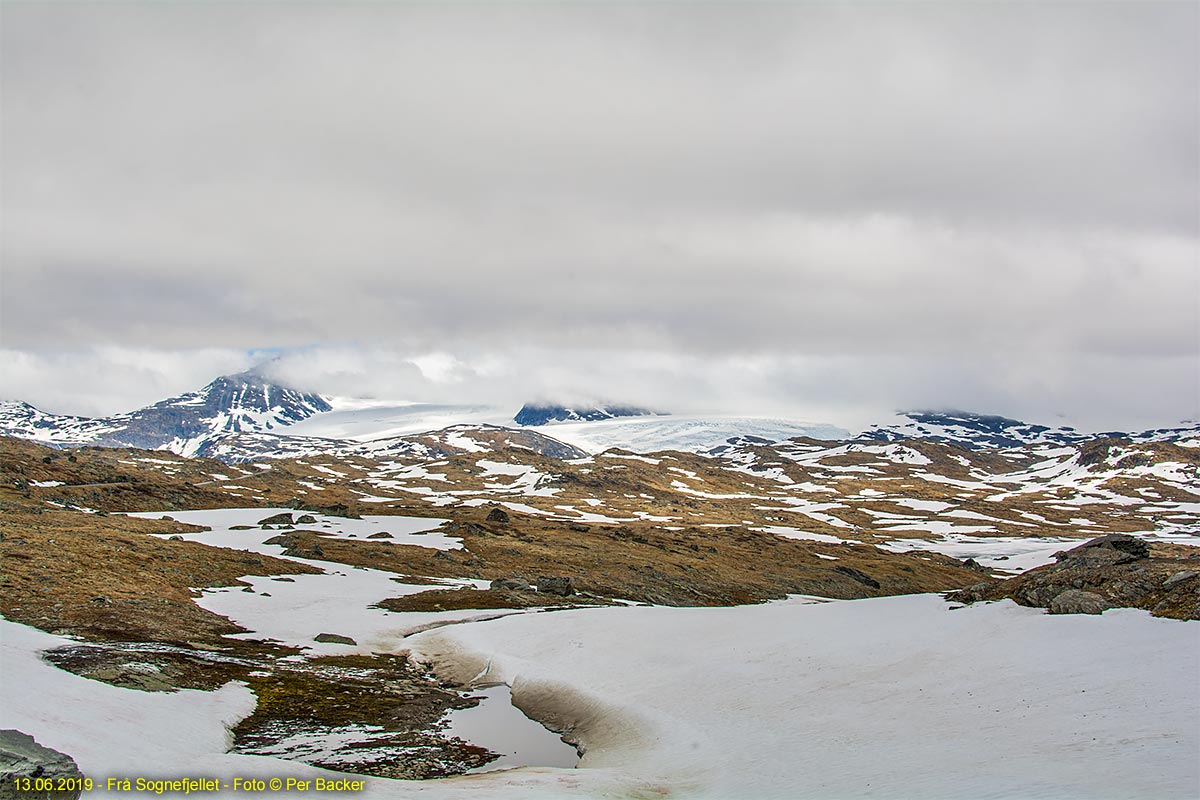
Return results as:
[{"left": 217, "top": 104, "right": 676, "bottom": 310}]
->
[{"left": 2, "top": 2, "right": 1197, "bottom": 431}]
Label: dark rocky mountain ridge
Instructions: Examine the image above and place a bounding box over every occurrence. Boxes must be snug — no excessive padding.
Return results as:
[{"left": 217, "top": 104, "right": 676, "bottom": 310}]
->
[{"left": 513, "top": 403, "right": 665, "bottom": 426}]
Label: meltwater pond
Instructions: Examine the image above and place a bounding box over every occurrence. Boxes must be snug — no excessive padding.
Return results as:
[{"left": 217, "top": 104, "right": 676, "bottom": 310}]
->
[{"left": 445, "top": 685, "right": 578, "bottom": 773}]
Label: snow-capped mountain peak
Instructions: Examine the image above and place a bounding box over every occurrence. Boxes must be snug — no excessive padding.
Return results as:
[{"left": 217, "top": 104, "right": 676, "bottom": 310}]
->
[{"left": 0, "top": 371, "right": 331, "bottom": 458}]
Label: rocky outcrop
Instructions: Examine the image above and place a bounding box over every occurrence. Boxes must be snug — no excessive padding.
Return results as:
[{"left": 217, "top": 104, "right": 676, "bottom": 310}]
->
[
  {"left": 0, "top": 730, "right": 84, "bottom": 800},
  {"left": 263, "top": 534, "right": 324, "bottom": 560},
  {"left": 485, "top": 507, "right": 510, "bottom": 524},
  {"left": 833, "top": 565, "right": 881, "bottom": 589},
  {"left": 948, "top": 534, "right": 1200, "bottom": 619},
  {"left": 1058, "top": 533, "right": 1149, "bottom": 562},
  {"left": 282, "top": 499, "right": 359, "bottom": 518}
]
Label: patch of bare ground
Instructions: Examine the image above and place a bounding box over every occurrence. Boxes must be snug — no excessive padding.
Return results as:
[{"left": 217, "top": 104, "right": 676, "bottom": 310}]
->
[
  {"left": 375, "top": 587, "right": 603, "bottom": 613},
  {"left": 1, "top": 437, "right": 262, "bottom": 513},
  {"left": 231, "top": 653, "right": 499, "bottom": 779},
  {"left": 39, "top": 637, "right": 502, "bottom": 779},
  {"left": 0, "top": 507, "right": 319, "bottom": 645},
  {"left": 275, "top": 511, "right": 988, "bottom": 606},
  {"left": 0, "top": 502, "right": 509, "bottom": 778}
]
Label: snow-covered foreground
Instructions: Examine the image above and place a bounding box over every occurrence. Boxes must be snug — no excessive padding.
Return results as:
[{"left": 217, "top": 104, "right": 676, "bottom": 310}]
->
[
  {"left": 410, "top": 595, "right": 1200, "bottom": 799},
  {"left": 5, "top": 593, "right": 1196, "bottom": 799}
]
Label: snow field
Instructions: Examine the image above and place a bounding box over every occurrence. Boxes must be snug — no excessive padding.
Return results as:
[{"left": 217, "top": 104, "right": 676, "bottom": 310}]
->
[{"left": 409, "top": 594, "right": 1200, "bottom": 799}]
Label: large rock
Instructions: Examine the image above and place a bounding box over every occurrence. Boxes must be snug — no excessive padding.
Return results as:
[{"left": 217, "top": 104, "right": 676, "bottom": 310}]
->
[
  {"left": 1163, "top": 571, "right": 1198, "bottom": 589},
  {"left": 0, "top": 730, "right": 84, "bottom": 800},
  {"left": 257, "top": 512, "right": 294, "bottom": 527},
  {"left": 537, "top": 576, "right": 575, "bottom": 596},
  {"left": 485, "top": 507, "right": 511, "bottom": 524},
  {"left": 1049, "top": 589, "right": 1112, "bottom": 615},
  {"left": 313, "top": 633, "right": 357, "bottom": 645},
  {"left": 490, "top": 577, "right": 531, "bottom": 592}
]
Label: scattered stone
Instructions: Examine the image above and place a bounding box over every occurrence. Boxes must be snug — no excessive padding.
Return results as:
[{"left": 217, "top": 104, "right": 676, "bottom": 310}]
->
[
  {"left": 536, "top": 576, "right": 574, "bottom": 596},
  {"left": 0, "top": 730, "right": 84, "bottom": 799},
  {"left": 313, "top": 633, "right": 357, "bottom": 646},
  {"left": 367, "top": 532, "right": 393, "bottom": 540},
  {"left": 168, "top": 535, "right": 183, "bottom": 541},
  {"left": 90, "top": 596, "right": 110, "bottom": 605},
  {"left": 1049, "top": 589, "right": 1112, "bottom": 615},
  {"left": 485, "top": 508, "right": 510, "bottom": 524},
  {"left": 296, "top": 514, "right": 317, "bottom": 524},
  {"left": 489, "top": 577, "right": 531, "bottom": 592},
  {"left": 258, "top": 513, "right": 294, "bottom": 527}
]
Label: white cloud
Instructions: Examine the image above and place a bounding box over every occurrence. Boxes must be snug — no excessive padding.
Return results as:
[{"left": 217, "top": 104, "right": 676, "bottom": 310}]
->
[{"left": 0, "top": 347, "right": 253, "bottom": 416}]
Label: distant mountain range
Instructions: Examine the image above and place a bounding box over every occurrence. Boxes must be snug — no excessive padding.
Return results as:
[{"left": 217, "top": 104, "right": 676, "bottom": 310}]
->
[
  {"left": 859, "top": 410, "right": 1197, "bottom": 450},
  {"left": 2, "top": 371, "right": 1196, "bottom": 462}
]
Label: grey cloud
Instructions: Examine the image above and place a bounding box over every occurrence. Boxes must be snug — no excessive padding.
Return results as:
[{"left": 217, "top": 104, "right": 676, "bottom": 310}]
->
[{"left": 1, "top": 2, "right": 1196, "bottom": 428}]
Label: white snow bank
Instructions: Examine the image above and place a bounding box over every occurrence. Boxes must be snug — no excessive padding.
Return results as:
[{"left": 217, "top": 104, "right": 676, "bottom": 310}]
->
[
  {"left": 0, "top": 620, "right": 260, "bottom": 781},
  {"left": 0, "top": 618, "right": 617, "bottom": 799},
  {"left": 409, "top": 594, "right": 1199, "bottom": 799}
]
